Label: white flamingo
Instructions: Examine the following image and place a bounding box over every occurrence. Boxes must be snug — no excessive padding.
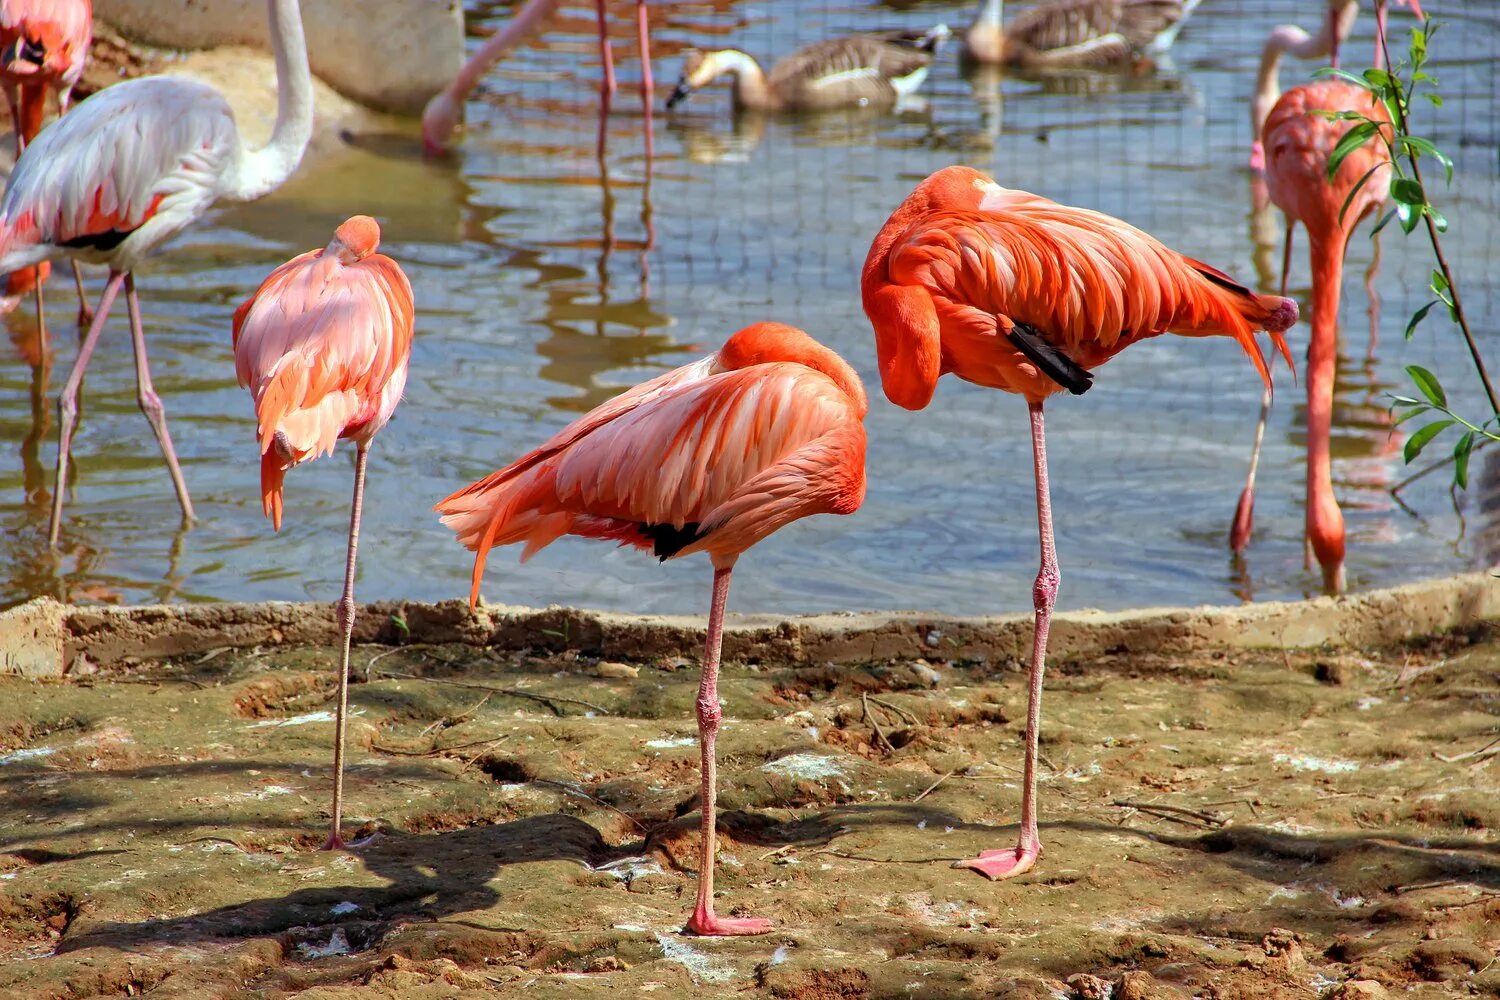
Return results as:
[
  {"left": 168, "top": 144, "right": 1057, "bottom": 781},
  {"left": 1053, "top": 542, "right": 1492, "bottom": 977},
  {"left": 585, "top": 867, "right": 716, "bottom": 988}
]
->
[{"left": 0, "top": 0, "right": 313, "bottom": 546}]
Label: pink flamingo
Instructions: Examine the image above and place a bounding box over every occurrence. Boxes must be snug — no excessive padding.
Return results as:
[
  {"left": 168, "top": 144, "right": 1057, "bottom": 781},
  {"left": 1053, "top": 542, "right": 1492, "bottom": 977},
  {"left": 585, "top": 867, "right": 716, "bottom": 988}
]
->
[
  {"left": 863, "top": 166, "right": 1296, "bottom": 879},
  {"left": 0, "top": 0, "right": 93, "bottom": 331},
  {"left": 1231, "top": 1, "right": 1415, "bottom": 588},
  {"left": 0, "top": 0, "right": 313, "bottom": 547},
  {"left": 234, "top": 216, "right": 415, "bottom": 851},
  {"left": 422, "top": 0, "right": 653, "bottom": 156},
  {"left": 436, "top": 322, "right": 867, "bottom": 935}
]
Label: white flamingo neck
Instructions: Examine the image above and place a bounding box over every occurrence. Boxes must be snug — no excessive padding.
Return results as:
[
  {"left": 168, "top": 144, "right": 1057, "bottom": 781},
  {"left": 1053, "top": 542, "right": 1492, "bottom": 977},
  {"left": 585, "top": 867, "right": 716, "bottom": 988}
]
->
[
  {"left": 230, "top": 0, "right": 313, "bottom": 201},
  {"left": 972, "top": 0, "right": 1003, "bottom": 31},
  {"left": 1252, "top": 24, "right": 1327, "bottom": 137},
  {"left": 450, "top": 0, "right": 561, "bottom": 106}
]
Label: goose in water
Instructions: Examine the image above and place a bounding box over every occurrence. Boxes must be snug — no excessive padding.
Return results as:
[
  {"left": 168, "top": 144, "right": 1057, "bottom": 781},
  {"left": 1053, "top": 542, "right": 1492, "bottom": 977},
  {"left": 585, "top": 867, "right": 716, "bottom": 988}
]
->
[
  {"left": 963, "top": 0, "right": 1200, "bottom": 69},
  {"left": 666, "top": 25, "right": 949, "bottom": 113}
]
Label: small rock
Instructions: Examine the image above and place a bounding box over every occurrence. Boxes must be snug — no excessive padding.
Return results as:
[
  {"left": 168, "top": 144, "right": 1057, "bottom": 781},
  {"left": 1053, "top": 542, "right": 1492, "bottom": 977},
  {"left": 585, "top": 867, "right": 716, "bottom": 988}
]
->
[
  {"left": 585, "top": 955, "right": 629, "bottom": 973},
  {"left": 1313, "top": 660, "right": 1349, "bottom": 685},
  {"left": 1324, "top": 981, "right": 1389, "bottom": 1000},
  {"left": 594, "top": 661, "right": 639, "bottom": 679},
  {"left": 67, "top": 654, "right": 98, "bottom": 676},
  {"left": 1116, "top": 970, "right": 1169, "bottom": 1000},
  {"left": 1068, "top": 972, "right": 1113, "bottom": 1000}
]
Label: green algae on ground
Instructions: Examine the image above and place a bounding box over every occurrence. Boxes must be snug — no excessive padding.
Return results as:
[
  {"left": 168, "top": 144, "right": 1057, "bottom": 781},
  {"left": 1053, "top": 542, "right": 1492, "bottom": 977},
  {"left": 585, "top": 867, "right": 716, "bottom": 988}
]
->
[{"left": 0, "top": 629, "right": 1497, "bottom": 998}]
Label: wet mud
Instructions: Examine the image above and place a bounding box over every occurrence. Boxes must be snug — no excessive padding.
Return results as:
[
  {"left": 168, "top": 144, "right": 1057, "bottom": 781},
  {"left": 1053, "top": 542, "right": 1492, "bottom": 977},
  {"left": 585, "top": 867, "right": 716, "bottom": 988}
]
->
[{"left": 1, "top": 626, "right": 1497, "bottom": 997}]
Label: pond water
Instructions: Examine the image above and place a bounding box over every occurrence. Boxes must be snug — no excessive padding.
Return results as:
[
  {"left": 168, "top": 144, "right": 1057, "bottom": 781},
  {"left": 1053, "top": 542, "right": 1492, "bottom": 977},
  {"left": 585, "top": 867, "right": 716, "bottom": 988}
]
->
[{"left": 2, "top": 0, "right": 1498, "bottom": 616}]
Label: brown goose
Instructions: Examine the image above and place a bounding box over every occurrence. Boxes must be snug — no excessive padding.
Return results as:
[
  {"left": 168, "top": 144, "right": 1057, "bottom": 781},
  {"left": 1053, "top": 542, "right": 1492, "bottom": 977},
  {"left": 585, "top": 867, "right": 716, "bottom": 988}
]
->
[
  {"left": 666, "top": 25, "right": 950, "bottom": 113},
  {"left": 963, "top": 0, "right": 1201, "bottom": 69}
]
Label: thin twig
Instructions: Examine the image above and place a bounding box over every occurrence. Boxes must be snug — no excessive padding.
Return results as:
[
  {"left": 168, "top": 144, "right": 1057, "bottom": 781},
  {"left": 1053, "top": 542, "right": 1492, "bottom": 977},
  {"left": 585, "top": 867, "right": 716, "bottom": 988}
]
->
[
  {"left": 529, "top": 778, "right": 647, "bottom": 832},
  {"left": 375, "top": 670, "right": 610, "bottom": 716},
  {"left": 865, "top": 695, "right": 917, "bottom": 725},
  {"left": 862, "top": 692, "right": 893, "bottom": 752},
  {"left": 1433, "top": 733, "right": 1500, "bottom": 764},
  {"left": 912, "top": 769, "right": 957, "bottom": 804},
  {"left": 1391, "top": 438, "right": 1494, "bottom": 497},
  {"left": 1202, "top": 797, "right": 1261, "bottom": 818},
  {"left": 419, "top": 692, "right": 493, "bottom": 738},
  {"left": 365, "top": 647, "right": 404, "bottom": 680},
  {"left": 1394, "top": 878, "right": 1461, "bottom": 895},
  {"left": 371, "top": 733, "right": 510, "bottom": 757},
  {"left": 1112, "top": 799, "right": 1227, "bottom": 828}
]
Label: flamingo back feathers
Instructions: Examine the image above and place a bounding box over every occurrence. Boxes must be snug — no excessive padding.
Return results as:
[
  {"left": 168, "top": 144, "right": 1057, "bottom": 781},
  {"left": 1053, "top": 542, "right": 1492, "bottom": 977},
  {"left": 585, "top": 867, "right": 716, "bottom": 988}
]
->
[
  {"left": 435, "top": 324, "right": 867, "bottom": 609},
  {"left": 862, "top": 166, "right": 1297, "bottom": 405},
  {"left": 234, "top": 217, "right": 414, "bottom": 530}
]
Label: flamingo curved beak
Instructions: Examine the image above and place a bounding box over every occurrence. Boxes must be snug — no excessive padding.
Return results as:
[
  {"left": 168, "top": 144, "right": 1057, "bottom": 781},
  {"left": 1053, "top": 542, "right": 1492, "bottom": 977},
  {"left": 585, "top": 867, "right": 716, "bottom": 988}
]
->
[{"left": 666, "top": 78, "right": 694, "bottom": 110}]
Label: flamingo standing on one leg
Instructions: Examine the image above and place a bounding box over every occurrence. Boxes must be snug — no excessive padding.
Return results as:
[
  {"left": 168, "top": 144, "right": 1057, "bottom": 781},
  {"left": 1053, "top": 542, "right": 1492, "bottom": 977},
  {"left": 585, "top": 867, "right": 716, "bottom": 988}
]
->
[
  {"left": 1229, "top": 0, "right": 1415, "bottom": 577},
  {"left": 234, "top": 216, "right": 414, "bottom": 851},
  {"left": 0, "top": 0, "right": 93, "bottom": 330},
  {"left": 436, "top": 322, "right": 867, "bottom": 935},
  {"left": 0, "top": 0, "right": 313, "bottom": 547},
  {"left": 862, "top": 166, "right": 1297, "bottom": 879},
  {"left": 422, "top": 0, "right": 653, "bottom": 157}
]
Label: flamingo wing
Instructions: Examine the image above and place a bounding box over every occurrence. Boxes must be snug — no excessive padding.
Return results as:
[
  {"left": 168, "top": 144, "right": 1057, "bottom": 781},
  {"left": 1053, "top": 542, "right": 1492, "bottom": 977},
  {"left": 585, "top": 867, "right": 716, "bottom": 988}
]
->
[
  {"left": 0, "top": 0, "right": 92, "bottom": 87},
  {"left": 0, "top": 76, "right": 237, "bottom": 269},
  {"left": 437, "top": 363, "right": 866, "bottom": 605}
]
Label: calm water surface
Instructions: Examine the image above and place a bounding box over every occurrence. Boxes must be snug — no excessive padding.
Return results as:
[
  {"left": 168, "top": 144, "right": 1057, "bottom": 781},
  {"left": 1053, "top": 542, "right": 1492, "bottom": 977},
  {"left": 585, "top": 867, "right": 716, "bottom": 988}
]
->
[{"left": 2, "top": 0, "right": 1498, "bottom": 615}]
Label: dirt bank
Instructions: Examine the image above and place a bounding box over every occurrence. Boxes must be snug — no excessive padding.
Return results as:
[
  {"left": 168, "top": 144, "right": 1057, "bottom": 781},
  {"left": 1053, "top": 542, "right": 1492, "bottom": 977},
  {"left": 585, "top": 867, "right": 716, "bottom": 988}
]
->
[{"left": 0, "top": 622, "right": 1496, "bottom": 997}]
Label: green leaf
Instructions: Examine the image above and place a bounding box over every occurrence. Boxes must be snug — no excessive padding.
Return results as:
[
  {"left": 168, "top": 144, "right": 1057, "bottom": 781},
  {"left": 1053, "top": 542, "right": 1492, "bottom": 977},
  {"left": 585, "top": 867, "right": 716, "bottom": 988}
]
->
[
  {"left": 1390, "top": 177, "right": 1425, "bottom": 206},
  {"left": 1370, "top": 208, "right": 1397, "bottom": 237},
  {"left": 389, "top": 612, "right": 410, "bottom": 638},
  {"left": 1397, "top": 135, "right": 1455, "bottom": 183},
  {"left": 1363, "top": 68, "right": 1395, "bottom": 90},
  {"left": 1327, "top": 121, "right": 1382, "bottom": 179},
  {"left": 1453, "top": 431, "right": 1475, "bottom": 490},
  {"left": 1393, "top": 405, "right": 1431, "bottom": 426},
  {"left": 1425, "top": 93, "right": 1443, "bottom": 108},
  {"left": 1338, "top": 162, "right": 1388, "bottom": 226},
  {"left": 1405, "top": 419, "right": 1455, "bottom": 464},
  {"left": 1426, "top": 204, "right": 1448, "bottom": 233},
  {"left": 1404, "top": 300, "right": 1439, "bottom": 340},
  {"left": 1397, "top": 199, "right": 1420, "bottom": 234},
  {"left": 1406, "top": 364, "right": 1447, "bottom": 407},
  {"left": 1431, "top": 268, "right": 1450, "bottom": 294},
  {"left": 1314, "top": 67, "right": 1376, "bottom": 90}
]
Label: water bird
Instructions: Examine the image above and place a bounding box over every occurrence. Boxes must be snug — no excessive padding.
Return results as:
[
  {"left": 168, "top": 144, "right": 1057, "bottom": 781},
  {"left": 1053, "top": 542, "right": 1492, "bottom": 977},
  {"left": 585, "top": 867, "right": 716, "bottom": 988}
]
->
[
  {"left": 0, "top": 0, "right": 93, "bottom": 331},
  {"left": 1250, "top": 0, "right": 1423, "bottom": 171},
  {"left": 436, "top": 322, "right": 867, "bottom": 935},
  {"left": 422, "top": 0, "right": 654, "bottom": 156},
  {"left": 234, "top": 216, "right": 414, "bottom": 852},
  {"left": 0, "top": 0, "right": 313, "bottom": 546},
  {"left": 961, "top": 0, "right": 1201, "bottom": 69},
  {"left": 862, "top": 165, "right": 1296, "bottom": 879},
  {"left": 1229, "top": 81, "right": 1392, "bottom": 593},
  {"left": 665, "top": 25, "right": 950, "bottom": 113}
]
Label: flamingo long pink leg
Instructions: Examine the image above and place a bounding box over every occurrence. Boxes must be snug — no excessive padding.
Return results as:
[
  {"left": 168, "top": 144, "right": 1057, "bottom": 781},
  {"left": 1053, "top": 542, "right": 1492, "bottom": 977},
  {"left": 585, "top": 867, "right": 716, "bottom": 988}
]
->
[
  {"left": 49, "top": 271, "right": 125, "bottom": 546},
  {"left": 1230, "top": 223, "right": 1295, "bottom": 553},
  {"left": 954, "top": 399, "right": 1053, "bottom": 880},
  {"left": 125, "top": 274, "right": 194, "bottom": 523},
  {"left": 323, "top": 441, "right": 369, "bottom": 852},
  {"left": 637, "top": 0, "right": 654, "bottom": 159},
  {"left": 596, "top": 0, "right": 617, "bottom": 99},
  {"left": 72, "top": 263, "right": 92, "bottom": 333},
  {"left": 685, "top": 562, "right": 773, "bottom": 936}
]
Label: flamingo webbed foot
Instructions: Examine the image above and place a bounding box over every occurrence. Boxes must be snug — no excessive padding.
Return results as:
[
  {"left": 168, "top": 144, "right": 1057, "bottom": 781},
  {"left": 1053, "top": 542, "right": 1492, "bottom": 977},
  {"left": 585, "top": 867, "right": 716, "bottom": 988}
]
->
[
  {"left": 684, "top": 910, "right": 774, "bottom": 936},
  {"left": 952, "top": 842, "right": 1041, "bottom": 881}
]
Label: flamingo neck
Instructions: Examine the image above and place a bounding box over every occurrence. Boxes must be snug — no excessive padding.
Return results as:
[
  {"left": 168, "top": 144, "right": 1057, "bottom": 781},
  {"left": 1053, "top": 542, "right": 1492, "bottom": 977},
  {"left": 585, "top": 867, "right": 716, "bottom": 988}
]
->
[
  {"left": 455, "top": 0, "right": 559, "bottom": 111},
  {"left": 972, "top": 0, "right": 1003, "bottom": 31},
  {"left": 230, "top": 0, "right": 313, "bottom": 202},
  {"left": 966, "top": 0, "right": 1005, "bottom": 61},
  {"left": 1304, "top": 232, "right": 1347, "bottom": 587}
]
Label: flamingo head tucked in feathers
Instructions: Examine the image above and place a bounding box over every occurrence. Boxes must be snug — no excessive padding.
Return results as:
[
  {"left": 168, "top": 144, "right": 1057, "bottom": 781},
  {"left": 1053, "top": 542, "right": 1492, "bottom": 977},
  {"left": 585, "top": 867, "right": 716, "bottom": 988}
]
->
[
  {"left": 715, "top": 322, "right": 869, "bottom": 417},
  {"left": 330, "top": 216, "right": 380, "bottom": 265}
]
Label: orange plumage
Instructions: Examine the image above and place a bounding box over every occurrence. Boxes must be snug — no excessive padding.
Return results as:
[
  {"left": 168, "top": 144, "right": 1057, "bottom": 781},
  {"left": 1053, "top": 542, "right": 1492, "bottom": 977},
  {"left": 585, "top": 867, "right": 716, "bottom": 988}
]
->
[
  {"left": 862, "top": 165, "right": 1298, "bottom": 410},
  {"left": 233, "top": 216, "right": 414, "bottom": 530}
]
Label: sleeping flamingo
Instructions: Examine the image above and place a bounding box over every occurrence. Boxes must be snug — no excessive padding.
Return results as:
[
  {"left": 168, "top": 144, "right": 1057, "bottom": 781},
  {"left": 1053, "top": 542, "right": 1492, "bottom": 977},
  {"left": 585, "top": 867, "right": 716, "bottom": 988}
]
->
[
  {"left": 235, "top": 216, "right": 414, "bottom": 851},
  {"left": 862, "top": 166, "right": 1296, "bottom": 879},
  {"left": 0, "top": 0, "right": 312, "bottom": 547},
  {"left": 422, "top": 0, "right": 652, "bottom": 156},
  {"left": 0, "top": 0, "right": 93, "bottom": 330},
  {"left": 436, "top": 322, "right": 867, "bottom": 935}
]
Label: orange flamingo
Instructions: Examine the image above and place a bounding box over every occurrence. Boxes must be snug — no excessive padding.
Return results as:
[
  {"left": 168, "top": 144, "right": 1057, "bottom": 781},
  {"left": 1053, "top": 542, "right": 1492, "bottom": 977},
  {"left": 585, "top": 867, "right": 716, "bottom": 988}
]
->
[
  {"left": 0, "top": 0, "right": 93, "bottom": 330},
  {"left": 234, "top": 216, "right": 415, "bottom": 851},
  {"left": 1231, "top": 11, "right": 1403, "bottom": 590},
  {"left": 422, "top": 0, "right": 652, "bottom": 156},
  {"left": 862, "top": 165, "right": 1296, "bottom": 879},
  {"left": 436, "top": 322, "right": 867, "bottom": 935}
]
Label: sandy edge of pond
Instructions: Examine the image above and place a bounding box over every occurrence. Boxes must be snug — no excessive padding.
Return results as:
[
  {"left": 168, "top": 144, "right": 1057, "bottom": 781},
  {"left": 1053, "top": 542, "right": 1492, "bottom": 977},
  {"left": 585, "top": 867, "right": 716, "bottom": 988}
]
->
[{"left": 2, "top": 571, "right": 1496, "bottom": 677}]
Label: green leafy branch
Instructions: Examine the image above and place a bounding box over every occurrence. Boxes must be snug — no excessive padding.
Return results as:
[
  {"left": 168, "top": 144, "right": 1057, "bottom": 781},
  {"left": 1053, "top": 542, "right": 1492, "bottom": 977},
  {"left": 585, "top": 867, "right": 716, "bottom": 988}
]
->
[{"left": 1309, "top": 13, "right": 1499, "bottom": 494}]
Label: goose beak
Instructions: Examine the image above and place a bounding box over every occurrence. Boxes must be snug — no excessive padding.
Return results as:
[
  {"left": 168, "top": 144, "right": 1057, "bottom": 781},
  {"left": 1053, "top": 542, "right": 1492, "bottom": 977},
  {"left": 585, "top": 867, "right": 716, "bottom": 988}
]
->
[{"left": 666, "top": 79, "right": 694, "bottom": 110}]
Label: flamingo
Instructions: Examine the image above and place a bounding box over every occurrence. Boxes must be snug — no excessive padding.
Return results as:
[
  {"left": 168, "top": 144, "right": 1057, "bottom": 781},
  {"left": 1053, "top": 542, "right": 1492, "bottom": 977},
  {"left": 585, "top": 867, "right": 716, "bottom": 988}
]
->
[
  {"left": 435, "top": 322, "right": 867, "bottom": 935},
  {"left": 1250, "top": 0, "right": 1423, "bottom": 172},
  {"left": 862, "top": 165, "right": 1297, "bottom": 879},
  {"left": 1230, "top": 87, "right": 1392, "bottom": 592},
  {"left": 0, "top": 0, "right": 313, "bottom": 547},
  {"left": 0, "top": 0, "right": 93, "bottom": 332},
  {"left": 422, "top": 0, "right": 653, "bottom": 156},
  {"left": 1231, "top": 0, "right": 1416, "bottom": 586},
  {"left": 234, "top": 216, "right": 414, "bottom": 851},
  {"left": 962, "top": 0, "right": 1201, "bottom": 69}
]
